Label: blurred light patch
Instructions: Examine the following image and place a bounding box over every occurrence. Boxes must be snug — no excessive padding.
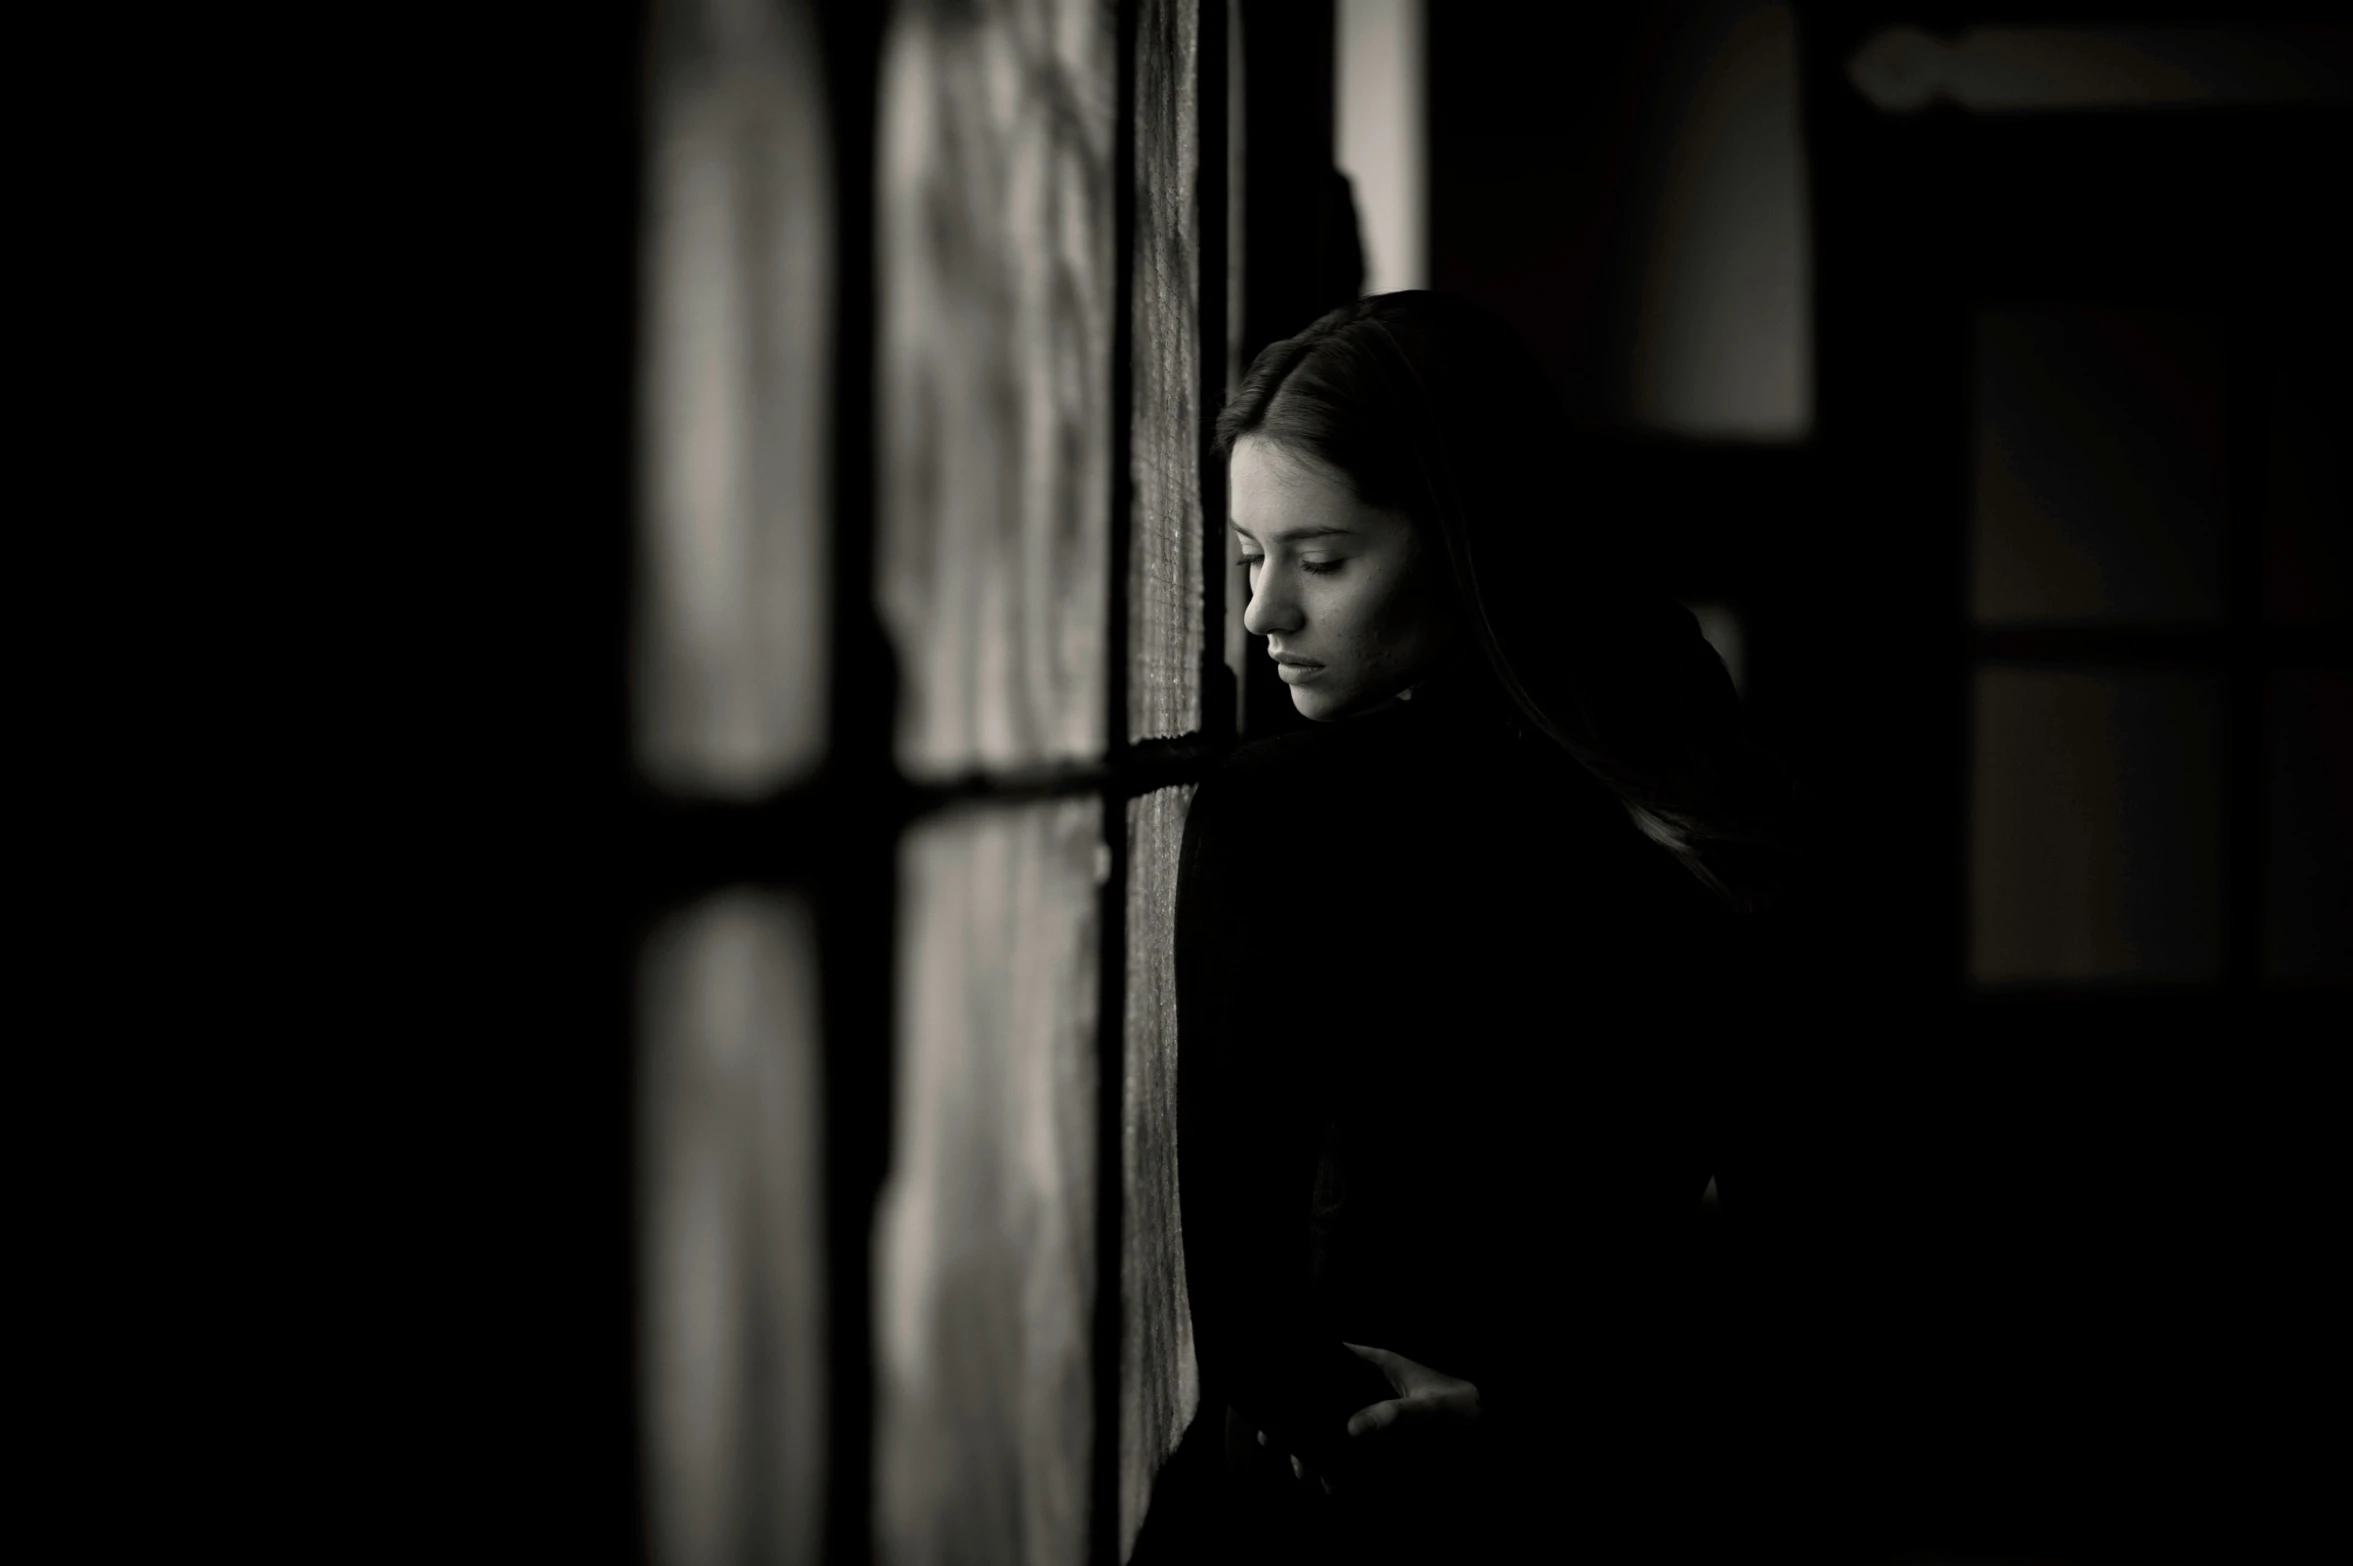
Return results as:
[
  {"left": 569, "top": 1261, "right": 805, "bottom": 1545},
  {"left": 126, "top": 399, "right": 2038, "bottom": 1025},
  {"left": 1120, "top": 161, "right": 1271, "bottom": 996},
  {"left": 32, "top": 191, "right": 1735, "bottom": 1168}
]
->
[
  {"left": 1132, "top": 0, "right": 1206, "bottom": 742},
  {"left": 1972, "top": 306, "right": 2227, "bottom": 626},
  {"left": 878, "top": 0, "right": 1116, "bottom": 777},
  {"left": 1337, "top": 0, "right": 1426, "bottom": 295},
  {"left": 634, "top": 0, "right": 833, "bottom": 798},
  {"left": 638, "top": 890, "right": 826, "bottom": 1566},
  {"left": 875, "top": 797, "right": 1103, "bottom": 1566},
  {"left": 1119, "top": 786, "right": 1200, "bottom": 1562},
  {"left": 1848, "top": 25, "right": 2352, "bottom": 113},
  {"left": 1629, "top": 1, "right": 1811, "bottom": 441},
  {"left": 1684, "top": 601, "right": 1745, "bottom": 699},
  {"left": 2263, "top": 669, "right": 2353, "bottom": 983},
  {"left": 1971, "top": 667, "right": 2224, "bottom": 985}
]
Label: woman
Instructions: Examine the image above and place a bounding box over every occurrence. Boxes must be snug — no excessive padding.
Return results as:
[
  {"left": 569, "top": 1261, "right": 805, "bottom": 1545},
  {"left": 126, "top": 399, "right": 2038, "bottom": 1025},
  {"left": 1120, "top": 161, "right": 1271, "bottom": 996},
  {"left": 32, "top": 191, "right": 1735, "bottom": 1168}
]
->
[{"left": 1138, "top": 292, "right": 1816, "bottom": 1563}]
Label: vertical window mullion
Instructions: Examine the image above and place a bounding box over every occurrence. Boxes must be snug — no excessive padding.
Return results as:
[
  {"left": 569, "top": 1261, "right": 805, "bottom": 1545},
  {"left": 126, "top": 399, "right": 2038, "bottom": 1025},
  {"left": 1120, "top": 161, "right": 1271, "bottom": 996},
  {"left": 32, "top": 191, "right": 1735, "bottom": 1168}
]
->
[
  {"left": 2222, "top": 312, "right": 2271, "bottom": 994},
  {"left": 813, "top": 5, "right": 888, "bottom": 1564},
  {"left": 1197, "top": 0, "right": 1235, "bottom": 743}
]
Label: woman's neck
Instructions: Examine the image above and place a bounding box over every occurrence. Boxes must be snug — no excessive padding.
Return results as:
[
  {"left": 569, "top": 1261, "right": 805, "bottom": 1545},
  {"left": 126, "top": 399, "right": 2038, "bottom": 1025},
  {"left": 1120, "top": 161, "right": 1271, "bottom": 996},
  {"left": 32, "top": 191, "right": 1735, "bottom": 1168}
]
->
[
  {"left": 1349, "top": 643, "right": 1489, "bottom": 719},
  {"left": 1398, "top": 643, "right": 1487, "bottom": 703}
]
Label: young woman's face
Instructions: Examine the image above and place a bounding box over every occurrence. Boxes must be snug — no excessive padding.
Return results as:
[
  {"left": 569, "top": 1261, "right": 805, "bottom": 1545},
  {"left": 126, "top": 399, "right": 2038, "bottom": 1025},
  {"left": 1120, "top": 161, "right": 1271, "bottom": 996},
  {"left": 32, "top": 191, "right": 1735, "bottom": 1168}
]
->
[{"left": 1230, "top": 435, "right": 1461, "bottom": 721}]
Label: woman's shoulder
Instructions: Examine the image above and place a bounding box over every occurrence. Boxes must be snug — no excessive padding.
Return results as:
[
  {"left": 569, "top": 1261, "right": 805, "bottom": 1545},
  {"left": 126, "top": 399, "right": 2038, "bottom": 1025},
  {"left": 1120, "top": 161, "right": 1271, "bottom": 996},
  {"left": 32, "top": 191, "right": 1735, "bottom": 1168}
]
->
[
  {"left": 1176, "top": 722, "right": 1385, "bottom": 864},
  {"left": 1192, "top": 718, "right": 1381, "bottom": 800}
]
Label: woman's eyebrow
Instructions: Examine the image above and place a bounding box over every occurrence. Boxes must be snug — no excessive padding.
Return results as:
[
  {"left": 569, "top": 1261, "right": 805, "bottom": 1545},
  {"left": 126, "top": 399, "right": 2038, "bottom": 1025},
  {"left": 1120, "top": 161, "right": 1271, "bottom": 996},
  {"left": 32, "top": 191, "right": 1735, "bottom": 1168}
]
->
[{"left": 1230, "top": 520, "right": 1355, "bottom": 543}]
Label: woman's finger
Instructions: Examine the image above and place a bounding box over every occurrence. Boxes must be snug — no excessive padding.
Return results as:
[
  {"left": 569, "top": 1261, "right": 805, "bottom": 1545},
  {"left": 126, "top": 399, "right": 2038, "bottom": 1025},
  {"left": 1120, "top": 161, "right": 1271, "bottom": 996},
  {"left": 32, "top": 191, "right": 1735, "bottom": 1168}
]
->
[
  {"left": 1340, "top": 1340, "right": 1394, "bottom": 1370},
  {"left": 1346, "top": 1397, "right": 1408, "bottom": 1442},
  {"left": 1290, "top": 1454, "right": 1304, "bottom": 1483}
]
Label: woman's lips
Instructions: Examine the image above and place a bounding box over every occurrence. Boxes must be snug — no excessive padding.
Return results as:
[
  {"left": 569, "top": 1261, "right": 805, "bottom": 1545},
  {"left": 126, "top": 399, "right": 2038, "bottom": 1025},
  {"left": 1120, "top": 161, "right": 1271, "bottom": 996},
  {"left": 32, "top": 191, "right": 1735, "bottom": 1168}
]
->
[{"left": 1274, "top": 659, "right": 1322, "bottom": 681}]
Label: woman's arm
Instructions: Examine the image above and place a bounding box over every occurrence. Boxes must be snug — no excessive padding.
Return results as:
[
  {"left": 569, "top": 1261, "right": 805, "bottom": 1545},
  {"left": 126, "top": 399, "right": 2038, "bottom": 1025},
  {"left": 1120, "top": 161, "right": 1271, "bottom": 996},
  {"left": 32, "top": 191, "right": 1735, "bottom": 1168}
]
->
[{"left": 1173, "top": 774, "right": 1388, "bottom": 1474}]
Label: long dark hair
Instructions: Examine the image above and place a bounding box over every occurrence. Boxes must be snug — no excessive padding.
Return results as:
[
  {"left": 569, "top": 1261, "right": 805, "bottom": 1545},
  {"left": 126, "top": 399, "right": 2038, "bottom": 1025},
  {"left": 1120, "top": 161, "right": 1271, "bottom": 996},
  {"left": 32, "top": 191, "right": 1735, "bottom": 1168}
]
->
[{"left": 1216, "top": 291, "right": 1813, "bottom": 918}]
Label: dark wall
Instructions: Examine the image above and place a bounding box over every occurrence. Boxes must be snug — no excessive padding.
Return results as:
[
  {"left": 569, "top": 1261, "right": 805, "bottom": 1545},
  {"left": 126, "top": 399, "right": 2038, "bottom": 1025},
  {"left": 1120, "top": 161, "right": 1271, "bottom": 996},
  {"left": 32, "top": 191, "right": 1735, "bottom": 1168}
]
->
[{"left": 1428, "top": 4, "right": 1696, "bottom": 433}]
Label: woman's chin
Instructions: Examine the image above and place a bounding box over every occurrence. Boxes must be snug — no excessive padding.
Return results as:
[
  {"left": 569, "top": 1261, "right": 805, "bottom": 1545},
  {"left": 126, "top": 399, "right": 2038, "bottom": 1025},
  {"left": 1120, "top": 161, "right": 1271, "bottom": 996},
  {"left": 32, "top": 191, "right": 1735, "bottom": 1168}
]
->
[
  {"left": 1289, "top": 686, "right": 1342, "bottom": 722},
  {"left": 1290, "top": 683, "right": 1382, "bottom": 723}
]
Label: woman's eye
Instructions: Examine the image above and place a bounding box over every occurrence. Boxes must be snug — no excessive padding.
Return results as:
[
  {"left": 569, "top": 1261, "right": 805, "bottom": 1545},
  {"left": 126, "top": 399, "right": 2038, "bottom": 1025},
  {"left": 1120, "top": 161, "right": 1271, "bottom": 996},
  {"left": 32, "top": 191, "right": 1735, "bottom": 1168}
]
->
[{"left": 1235, "top": 553, "right": 1336, "bottom": 576}]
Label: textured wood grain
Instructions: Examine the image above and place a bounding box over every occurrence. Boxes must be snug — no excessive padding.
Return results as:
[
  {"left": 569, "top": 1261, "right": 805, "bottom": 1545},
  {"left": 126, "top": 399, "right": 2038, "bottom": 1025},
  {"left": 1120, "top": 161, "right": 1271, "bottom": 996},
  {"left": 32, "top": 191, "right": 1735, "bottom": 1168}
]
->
[
  {"left": 878, "top": 0, "right": 1117, "bottom": 775},
  {"left": 638, "top": 891, "right": 828, "bottom": 1566},
  {"left": 1129, "top": 0, "right": 1205, "bottom": 742},
  {"left": 876, "top": 797, "right": 1104, "bottom": 1566},
  {"left": 634, "top": 0, "right": 833, "bottom": 796},
  {"left": 1119, "top": 785, "right": 1200, "bottom": 1561}
]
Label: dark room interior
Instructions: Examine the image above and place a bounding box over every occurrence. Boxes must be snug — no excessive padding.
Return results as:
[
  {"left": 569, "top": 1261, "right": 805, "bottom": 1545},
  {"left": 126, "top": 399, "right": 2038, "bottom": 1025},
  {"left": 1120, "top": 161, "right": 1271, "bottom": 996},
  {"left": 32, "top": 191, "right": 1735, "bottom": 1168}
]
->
[{"left": 466, "top": 4, "right": 2350, "bottom": 1562}]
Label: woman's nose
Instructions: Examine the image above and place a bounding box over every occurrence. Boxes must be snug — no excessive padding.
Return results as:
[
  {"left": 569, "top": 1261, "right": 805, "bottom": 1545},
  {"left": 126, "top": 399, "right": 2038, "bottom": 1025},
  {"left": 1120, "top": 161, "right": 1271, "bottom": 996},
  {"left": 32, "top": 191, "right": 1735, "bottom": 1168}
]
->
[{"left": 1241, "top": 563, "right": 1299, "bottom": 638}]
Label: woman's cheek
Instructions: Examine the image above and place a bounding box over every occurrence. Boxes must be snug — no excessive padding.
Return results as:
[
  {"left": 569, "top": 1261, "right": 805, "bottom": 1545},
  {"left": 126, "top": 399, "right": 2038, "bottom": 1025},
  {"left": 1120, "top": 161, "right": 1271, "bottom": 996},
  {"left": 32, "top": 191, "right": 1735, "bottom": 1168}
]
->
[
  {"left": 1311, "top": 581, "right": 1359, "bottom": 652},
  {"left": 1362, "top": 568, "right": 1423, "bottom": 658}
]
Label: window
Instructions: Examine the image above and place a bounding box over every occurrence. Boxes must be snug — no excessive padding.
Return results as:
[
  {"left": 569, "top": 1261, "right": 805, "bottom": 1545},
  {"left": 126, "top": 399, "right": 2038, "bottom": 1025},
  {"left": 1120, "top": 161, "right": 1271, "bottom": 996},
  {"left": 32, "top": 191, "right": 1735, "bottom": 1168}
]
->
[
  {"left": 1966, "top": 303, "right": 2231, "bottom": 985},
  {"left": 628, "top": 3, "right": 1241, "bottom": 1563}
]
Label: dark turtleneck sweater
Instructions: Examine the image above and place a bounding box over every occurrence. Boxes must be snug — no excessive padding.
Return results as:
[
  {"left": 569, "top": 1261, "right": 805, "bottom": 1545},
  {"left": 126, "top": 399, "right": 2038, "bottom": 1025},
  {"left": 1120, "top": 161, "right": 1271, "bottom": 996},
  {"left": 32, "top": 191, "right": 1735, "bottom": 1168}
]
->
[{"left": 1173, "top": 653, "right": 1749, "bottom": 1537}]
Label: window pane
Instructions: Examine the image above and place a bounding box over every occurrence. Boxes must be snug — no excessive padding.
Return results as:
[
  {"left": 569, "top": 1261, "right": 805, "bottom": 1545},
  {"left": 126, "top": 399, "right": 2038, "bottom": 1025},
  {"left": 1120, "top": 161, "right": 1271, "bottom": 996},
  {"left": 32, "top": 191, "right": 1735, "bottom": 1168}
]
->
[
  {"left": 638, "top": 890, "right": 826, "bottom": 1566},
  {"left": 876, "top": 798, "right": 1104, "bottom": 1566},
  {"left": 1131, "top": 0, "right": 1206, "bottom": 743},
  {"left": 634, "top": 0, "right": 832, "bottom": 796},
  {"left": 1120, "top": 785, "right": 1200, "bottom": 1560},
  {"left": 1971, "top": 667, "right": 2224, "bottom": 984},
  {"left": 2263, "top": 669, "right": 2353, "bottom": 983},
  {"left": 879, "top": 1, "right": 1116, "bottom": 775},
  {"left": 2262, "top": 328, "right": 2351, "bottom": 624},
  {"left": 1971, "top": 306, "right": 2227, "bottom": 625}
]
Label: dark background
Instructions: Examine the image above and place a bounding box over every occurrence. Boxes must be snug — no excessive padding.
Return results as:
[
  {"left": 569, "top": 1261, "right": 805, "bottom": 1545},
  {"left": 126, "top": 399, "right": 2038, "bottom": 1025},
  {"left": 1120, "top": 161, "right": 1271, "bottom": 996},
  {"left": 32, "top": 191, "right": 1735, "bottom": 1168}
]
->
[{"left": 1415, "top": 7, "right": 2346, "bottom": 1565}]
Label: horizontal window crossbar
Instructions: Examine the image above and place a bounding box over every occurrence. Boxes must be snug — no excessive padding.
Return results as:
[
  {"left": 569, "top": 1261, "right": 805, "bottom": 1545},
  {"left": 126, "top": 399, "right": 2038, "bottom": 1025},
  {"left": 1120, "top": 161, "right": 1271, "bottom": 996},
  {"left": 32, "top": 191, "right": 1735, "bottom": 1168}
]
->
[{"left": 615, "top": 733, "right": 1236, "bottom": 890}]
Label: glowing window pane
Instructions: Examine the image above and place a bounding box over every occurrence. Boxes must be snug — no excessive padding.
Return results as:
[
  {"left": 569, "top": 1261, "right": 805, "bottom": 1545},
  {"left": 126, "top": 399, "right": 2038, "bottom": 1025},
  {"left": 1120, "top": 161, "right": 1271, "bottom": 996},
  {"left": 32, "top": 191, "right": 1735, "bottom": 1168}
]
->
[
  {"left": 2263, "top": 669, "right": 2353, "bottom": 983},
  {"left": 638, "top": 890, "right": 826, "bottom": 1566},
  {"left": 878, "top": 0, "right": 1116, "bottom": 775},
  {"left": 1971, "top": 306, "right": 2227, "bottom": 626},
  {"left": 1971, "top": 667, "right": 2224, "bottom": 984},
  {"left": 876, "top": 797, "right": 1103, "bottom": 1566},
  {"left": 1119, "top": 785, "right": 1199, "bottom": 1561},
  {"left": 634, "top": 0, "right": 832, "bottom": 796},
  {"left": 1131, "top": 0, "right": 1205, "bottom": 743},
  {"left": 1337, "top": 0, "right": 1428, "bottom": 296}
]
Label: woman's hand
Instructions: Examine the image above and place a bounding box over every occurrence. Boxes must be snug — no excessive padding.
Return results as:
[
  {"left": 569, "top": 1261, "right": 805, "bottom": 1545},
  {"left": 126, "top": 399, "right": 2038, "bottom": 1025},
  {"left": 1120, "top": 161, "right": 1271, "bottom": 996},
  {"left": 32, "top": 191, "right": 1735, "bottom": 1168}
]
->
[{"left": 1317, "top": 1341, "right": 1484, "bottom": 1495}]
